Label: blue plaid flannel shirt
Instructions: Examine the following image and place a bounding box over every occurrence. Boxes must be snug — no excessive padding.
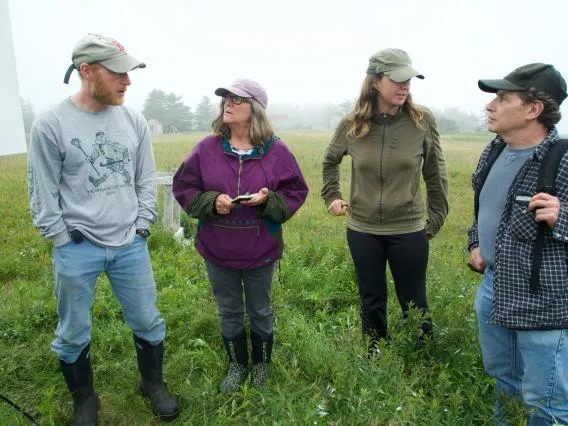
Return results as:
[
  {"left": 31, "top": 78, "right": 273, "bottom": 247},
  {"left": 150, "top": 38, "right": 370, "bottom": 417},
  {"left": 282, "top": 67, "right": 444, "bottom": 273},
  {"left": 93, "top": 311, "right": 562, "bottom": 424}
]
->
[{"left": 468, "top": 127, "right": 568, "bottom": 329}]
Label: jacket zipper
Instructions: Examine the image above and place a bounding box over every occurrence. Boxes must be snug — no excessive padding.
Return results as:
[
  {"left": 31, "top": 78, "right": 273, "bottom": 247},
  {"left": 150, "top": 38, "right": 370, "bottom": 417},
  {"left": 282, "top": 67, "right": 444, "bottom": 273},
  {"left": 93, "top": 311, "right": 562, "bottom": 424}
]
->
[
  {"left": 222, "top": 136, "right": 269, "bottom": 198},
  {"left": 379, "top": 113, "right": 388, "bottom": 223},
  {"left": 237, "top": 157, "right": 243, "bottom": 195},
  {"left": 225, "top": 150, "right": 260, "bottom": 197}
]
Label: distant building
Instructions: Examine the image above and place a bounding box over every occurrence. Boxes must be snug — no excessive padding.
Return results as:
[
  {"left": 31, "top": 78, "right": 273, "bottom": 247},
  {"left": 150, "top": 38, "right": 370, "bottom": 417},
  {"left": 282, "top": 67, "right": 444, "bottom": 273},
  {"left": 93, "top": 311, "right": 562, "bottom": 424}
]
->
[{"left": 148, "top": 119, "right": 163, "bottom": 134}]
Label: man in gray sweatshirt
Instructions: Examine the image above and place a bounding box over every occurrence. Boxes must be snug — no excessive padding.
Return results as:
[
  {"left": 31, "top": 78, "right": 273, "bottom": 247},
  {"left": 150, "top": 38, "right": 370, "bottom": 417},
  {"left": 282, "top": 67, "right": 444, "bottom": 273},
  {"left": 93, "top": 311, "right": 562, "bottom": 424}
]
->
[{"left": 27, "top": 33, "right": 179, "bottom": 425}]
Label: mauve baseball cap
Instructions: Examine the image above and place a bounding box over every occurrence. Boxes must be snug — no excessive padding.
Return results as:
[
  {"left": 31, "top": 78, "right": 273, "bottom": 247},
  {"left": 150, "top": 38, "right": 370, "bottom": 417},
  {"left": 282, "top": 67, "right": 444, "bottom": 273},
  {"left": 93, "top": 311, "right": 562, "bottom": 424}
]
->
[
  {"left": 63, "top": 33, "right": 146, "bottom": 84},
  {"left": 215, "top": 79, "right": 268, "bottom": 109}
]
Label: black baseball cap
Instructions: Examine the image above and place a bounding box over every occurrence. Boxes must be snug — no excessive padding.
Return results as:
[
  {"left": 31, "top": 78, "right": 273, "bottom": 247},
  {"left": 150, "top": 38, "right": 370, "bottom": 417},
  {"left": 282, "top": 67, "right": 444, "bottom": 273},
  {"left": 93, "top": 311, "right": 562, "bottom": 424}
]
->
[{"left": 478, "top": 63, "right": 567, "bottom": 106}]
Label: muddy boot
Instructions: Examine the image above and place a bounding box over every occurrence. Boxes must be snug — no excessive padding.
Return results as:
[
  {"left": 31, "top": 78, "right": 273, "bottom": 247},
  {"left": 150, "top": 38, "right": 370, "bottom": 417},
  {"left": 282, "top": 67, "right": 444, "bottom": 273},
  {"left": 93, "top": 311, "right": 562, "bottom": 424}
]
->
[
  {"left": 134, "top": 335, "right": 180, "bottom": 422},
  {"left": 250, "top": 331, "right": 272, "bottom": 388},
  {"left": 220, "top": 330, "right": 248, "bottom": 394},
  {"left": 59, "top": 345, "right": 99, "bottom": 426}
]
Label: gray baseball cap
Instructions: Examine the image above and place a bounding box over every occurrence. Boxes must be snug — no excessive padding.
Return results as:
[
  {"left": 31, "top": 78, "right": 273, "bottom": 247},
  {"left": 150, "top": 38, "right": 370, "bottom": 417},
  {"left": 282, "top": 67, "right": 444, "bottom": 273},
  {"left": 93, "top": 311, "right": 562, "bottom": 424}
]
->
[
  {"left": 367, "top": 48, "right": 424, "bottom": 82},
  {"left": 63, "top": 33, "right": 146, "bottom": 84}
]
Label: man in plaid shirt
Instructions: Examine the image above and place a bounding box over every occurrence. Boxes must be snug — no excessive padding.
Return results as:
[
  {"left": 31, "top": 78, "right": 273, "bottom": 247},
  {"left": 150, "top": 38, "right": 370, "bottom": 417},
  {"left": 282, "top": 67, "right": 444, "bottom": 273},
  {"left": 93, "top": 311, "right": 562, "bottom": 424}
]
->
[{"left": 468, "top": 63, "right": 568, "bottom": 425}]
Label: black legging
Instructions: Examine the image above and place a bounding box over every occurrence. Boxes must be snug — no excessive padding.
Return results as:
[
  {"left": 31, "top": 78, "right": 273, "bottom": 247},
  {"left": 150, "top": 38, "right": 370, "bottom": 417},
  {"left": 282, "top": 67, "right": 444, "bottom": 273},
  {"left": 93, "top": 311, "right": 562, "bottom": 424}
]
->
[{"left": 346, "top": 228, "right": 430, "bottom": 340}]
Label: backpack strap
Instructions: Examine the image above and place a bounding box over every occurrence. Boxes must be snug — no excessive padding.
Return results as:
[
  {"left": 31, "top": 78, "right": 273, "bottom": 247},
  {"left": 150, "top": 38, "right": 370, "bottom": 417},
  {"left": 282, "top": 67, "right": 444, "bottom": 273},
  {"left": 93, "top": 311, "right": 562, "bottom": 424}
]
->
[
  {"left": 474, "top": 142, "right": 506, "bottom": 221},
  {"left": 529, "top": 139, "right": 568, "bottom": 294}
]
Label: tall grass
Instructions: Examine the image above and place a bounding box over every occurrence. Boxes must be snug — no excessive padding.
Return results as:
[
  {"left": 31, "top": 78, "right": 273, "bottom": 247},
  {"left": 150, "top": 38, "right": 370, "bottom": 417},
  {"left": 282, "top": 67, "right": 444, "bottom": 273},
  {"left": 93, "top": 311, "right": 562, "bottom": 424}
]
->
[{"left": 0, "top": 131, "right": 512, "bottom": 425}]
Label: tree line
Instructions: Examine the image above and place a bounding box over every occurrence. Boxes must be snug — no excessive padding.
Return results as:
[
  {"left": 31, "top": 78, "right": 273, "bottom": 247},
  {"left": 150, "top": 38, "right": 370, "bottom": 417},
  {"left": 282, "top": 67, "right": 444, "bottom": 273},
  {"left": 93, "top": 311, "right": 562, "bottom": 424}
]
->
[
  {"left": 141, "top": 90, "right": 218, "bottom": 133},
  {"left": 137, "top": 91, "right": 485, "bottom": 134},
  {"left": 20, "top": 93, "right": 484, "bottom": 135}
]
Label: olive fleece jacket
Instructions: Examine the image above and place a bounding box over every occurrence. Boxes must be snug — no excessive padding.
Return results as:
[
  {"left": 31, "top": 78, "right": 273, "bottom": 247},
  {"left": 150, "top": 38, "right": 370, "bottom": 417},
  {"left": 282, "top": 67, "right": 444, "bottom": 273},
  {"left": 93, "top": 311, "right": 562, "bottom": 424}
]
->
[{"left": 322, "top": 108, "right": 448, "bottom": 236}]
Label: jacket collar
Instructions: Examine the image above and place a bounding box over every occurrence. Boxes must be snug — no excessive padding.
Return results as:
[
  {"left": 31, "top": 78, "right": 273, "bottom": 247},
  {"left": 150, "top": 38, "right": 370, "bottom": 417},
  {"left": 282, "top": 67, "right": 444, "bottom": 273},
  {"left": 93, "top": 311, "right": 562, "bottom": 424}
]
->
[
  {"left": 533, "top": 126, "right": 560, "bottom": 162},
  {"left": 220, "top": 135, "right": 278, "bottom": 158},
  {"left": 489, "top": 126, "right": 559, "bottom": 162},
  {"left": 371, "top": 108, "right": 408, "bottom": 124}
]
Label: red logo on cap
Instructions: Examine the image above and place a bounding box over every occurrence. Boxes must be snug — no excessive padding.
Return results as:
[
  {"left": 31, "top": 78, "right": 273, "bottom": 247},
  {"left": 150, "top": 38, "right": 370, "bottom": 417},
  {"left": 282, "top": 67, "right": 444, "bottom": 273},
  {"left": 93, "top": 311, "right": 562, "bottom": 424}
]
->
[{"left": 111, "top": 40, "right": 125, "bottom": 51}]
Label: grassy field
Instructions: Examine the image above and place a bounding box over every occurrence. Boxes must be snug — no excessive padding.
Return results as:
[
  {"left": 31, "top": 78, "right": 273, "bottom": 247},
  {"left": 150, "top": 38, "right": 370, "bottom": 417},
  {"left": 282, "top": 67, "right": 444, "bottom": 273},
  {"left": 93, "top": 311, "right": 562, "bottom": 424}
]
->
[{"left": 0, "top": 130, "right": 513, "bottom": 425}]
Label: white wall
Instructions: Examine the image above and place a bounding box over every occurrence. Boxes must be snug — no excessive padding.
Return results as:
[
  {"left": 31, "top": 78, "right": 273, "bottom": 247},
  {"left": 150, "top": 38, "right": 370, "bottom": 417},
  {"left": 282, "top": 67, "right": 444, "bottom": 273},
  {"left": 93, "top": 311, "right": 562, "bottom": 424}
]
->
[{"left": 0, "top": 0, "right": 26, "bottom": 156}]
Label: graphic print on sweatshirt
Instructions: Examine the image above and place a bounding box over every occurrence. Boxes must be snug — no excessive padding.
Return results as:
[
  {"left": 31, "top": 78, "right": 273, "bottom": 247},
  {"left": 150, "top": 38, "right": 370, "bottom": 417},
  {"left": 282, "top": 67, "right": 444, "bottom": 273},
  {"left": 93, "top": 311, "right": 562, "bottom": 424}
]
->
[{"left": 71, "top": 131, "right": 132, "bottom": 192}]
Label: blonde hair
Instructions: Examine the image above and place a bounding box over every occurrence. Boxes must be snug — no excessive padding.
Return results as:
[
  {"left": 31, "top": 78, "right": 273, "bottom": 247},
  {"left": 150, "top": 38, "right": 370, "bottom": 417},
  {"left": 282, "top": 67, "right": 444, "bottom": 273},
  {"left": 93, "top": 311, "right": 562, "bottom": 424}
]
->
[
  {"left": 212, "top": 99, "right": 275, "bottom": 146},
  {"left": 345, "top": 74, "right": 426, "bottom": 139}
]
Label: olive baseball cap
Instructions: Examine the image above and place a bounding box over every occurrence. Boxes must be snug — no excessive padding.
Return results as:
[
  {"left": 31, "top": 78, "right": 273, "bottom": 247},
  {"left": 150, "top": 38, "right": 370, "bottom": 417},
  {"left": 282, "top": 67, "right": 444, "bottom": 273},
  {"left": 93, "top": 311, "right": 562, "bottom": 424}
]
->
[
  {"left": 215, "top": 79, "right": 268, "bottom": 109},
  {"left": 63, "top": 33, "right": 146, "bottom": 84},
  {"left": 478, "top": 63, "right": 567, "bottom": 106},
  {"left": 367, "top": 48, "right": 424, "bottom": 82}
]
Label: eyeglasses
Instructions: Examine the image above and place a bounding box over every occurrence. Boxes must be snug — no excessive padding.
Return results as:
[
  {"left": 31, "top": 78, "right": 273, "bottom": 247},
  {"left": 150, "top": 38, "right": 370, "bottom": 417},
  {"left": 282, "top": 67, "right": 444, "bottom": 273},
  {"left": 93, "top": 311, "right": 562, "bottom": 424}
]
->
[{"left": 223, "top": 95, "right": 249, "bottom": 105}]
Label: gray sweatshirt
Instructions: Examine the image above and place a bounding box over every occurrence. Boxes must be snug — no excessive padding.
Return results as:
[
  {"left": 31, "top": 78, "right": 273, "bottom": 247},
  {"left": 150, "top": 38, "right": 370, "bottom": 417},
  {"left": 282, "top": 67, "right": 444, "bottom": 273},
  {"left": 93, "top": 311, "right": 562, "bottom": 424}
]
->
[{"left": 28, "top": 98, "right": 157, "bottom": 247}]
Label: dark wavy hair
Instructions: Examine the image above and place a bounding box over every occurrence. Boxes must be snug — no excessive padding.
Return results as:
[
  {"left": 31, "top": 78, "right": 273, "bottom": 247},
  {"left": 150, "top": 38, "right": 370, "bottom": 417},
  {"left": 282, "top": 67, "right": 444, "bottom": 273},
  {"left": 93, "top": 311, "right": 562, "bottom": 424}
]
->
[{"left": 518, "top": 88, "right": 562, "bottom": 129}]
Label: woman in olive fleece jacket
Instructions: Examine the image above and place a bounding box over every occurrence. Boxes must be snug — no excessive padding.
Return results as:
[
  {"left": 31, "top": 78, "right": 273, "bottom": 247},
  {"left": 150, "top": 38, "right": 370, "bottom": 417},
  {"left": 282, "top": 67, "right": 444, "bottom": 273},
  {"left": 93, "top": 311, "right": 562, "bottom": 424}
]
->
[{"left": 322, "top": 48, "right": 448, "bottom": 352}]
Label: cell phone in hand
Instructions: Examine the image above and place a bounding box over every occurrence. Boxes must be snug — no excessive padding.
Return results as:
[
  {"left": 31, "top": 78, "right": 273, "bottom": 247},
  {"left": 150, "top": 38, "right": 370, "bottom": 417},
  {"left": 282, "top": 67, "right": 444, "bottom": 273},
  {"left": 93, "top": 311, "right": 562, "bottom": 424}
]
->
[{"left": 231, "top": 193, "right": 257, "bottom": 203}]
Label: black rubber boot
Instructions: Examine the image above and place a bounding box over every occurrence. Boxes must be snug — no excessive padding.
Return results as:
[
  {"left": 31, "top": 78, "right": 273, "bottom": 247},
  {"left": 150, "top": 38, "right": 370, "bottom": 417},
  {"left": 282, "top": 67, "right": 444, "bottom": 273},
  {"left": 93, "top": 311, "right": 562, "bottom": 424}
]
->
[
  {"left": 134, "top": 335, "right": 180, "bottom": 422},
  {"left": 400, "top": 308, "right": 434, "bottom": 345},
  {"left": 419, "top": 316, "right": 434, "bottom": 345},
  {"left": 220, "top": 329, "right": 248, "bottom": 393},
  {"left": 363, "top": 328, "right": 389, "bottom": 359},
  {"left": 250, "top": 331, "right": 273, "bottom": 388},
  {"left": 59, "top": 345, "right": 99, "bottom": 426},
  {"left": 361, "top": 308, "right": 389, "bottom": 358}
]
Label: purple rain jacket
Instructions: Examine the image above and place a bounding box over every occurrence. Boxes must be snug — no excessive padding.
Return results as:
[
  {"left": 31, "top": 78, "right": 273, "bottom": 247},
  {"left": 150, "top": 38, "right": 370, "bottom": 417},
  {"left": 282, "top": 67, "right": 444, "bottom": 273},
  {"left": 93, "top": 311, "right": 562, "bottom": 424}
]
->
[{"left": 172, "top": 135, "right": 308, "bottom": 269}]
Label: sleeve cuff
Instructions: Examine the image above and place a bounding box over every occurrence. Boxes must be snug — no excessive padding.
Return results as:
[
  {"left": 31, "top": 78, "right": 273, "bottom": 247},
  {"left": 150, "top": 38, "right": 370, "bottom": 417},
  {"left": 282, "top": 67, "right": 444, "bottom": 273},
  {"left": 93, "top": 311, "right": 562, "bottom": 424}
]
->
[
  {"left": 468, "top": 242, "right": 479, "bottom": 253},
  {"left": 324, "top": 193, "right": 342, "bottom": 207},
  {"left": 135, "top": 218, "right": 153, "bottom": 230},
  {"left": 50, "top": 230, "right": 71, "bottom": 247}
]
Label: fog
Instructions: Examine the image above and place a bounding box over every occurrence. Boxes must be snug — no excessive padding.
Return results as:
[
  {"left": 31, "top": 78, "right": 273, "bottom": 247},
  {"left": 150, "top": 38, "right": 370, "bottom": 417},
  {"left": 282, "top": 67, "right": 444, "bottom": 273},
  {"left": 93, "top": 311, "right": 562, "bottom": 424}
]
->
[{"left": 7, "top": 0, "right": 568, "bottom": 137}]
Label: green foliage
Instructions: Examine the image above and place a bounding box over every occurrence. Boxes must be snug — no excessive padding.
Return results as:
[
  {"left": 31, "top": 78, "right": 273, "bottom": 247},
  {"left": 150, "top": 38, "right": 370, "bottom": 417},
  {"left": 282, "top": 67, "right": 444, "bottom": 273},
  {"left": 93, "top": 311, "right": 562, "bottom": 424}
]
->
[
  {"left": 0, "top": 131, "right": 512, "bottom": 424},
  {"left": 335, "top": 99, "right": 355, "bottom": 118},
  {"left": 142, "top": 89, "right": 193, "bottom": 132},
  {"left": 437, "top": 116, "right": 460, "bottom": 134},
  {"left": 433, "top": 107, "right": 484, "bottom": 133},
  {"left": 194, "top": 96, "right": 218, "bottom": 131}
]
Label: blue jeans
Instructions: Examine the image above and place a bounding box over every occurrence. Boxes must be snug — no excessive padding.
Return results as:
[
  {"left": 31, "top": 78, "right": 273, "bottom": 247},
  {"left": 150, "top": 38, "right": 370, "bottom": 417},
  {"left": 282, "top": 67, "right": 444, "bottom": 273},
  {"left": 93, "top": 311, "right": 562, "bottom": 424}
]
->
[
  {"left": 52, "top": 235, "right": 166, "bottom": 363},
  {"left": 475, "top": 267, "right": 568, "bottom": 425}
]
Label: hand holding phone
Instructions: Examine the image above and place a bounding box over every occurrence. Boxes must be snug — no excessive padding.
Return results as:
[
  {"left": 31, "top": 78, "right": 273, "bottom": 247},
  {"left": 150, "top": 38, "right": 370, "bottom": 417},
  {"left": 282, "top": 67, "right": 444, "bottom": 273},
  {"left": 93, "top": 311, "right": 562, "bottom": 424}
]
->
[{"left": 231, "top": 193, "right": 257, "bottom": 203}]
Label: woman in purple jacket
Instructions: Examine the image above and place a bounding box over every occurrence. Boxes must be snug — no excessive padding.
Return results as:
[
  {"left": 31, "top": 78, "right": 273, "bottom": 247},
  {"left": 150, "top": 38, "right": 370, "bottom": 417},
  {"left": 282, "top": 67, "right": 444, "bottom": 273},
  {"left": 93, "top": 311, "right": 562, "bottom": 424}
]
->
[{"left": 173, "top": 79, "right": 308, "bottom": 393}]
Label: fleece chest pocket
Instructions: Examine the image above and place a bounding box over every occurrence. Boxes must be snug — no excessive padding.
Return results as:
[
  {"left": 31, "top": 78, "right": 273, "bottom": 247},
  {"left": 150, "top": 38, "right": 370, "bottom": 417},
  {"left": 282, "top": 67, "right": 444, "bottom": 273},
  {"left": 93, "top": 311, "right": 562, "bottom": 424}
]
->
[
  {"left": 509, "top": 195, "right": 537, "bottom": 241},
  {"left": 389, "top": 137, "right": 400, "bottom": 149},
  {"left": 211, "top": 219, "right": 261, "bottom": 253}
]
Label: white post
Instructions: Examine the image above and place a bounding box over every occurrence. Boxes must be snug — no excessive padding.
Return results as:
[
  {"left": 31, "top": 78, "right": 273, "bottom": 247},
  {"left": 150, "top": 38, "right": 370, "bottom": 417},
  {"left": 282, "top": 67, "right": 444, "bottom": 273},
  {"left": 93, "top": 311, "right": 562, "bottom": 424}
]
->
[
  {"left": 0, "top": 0, "right": 27, "bottom": 156},
  {"left": 156, "top": 172, "right": 180, "bottom": 233}
]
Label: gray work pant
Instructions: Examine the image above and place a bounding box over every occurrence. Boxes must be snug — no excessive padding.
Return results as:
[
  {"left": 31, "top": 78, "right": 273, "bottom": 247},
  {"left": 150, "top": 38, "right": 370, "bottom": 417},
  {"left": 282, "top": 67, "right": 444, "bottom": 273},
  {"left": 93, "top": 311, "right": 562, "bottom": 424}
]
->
[{"left": 205, "top": 260, "right": 276, "bottom": 339}]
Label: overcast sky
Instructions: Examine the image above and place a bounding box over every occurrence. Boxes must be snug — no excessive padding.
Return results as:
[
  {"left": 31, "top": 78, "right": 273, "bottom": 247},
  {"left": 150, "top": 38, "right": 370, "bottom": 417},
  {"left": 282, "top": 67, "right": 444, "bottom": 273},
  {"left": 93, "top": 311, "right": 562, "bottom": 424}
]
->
[{"left": 8, "top": 0, "right": 568, "bottom": 133}]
